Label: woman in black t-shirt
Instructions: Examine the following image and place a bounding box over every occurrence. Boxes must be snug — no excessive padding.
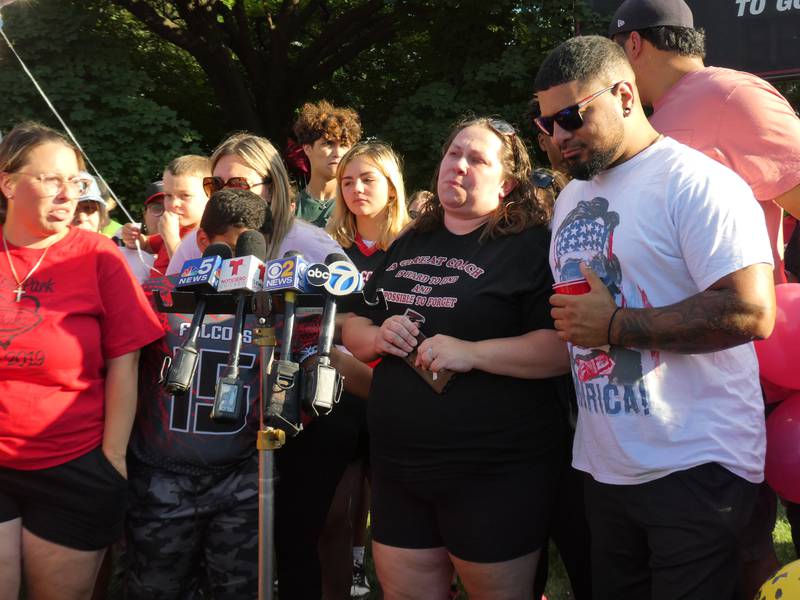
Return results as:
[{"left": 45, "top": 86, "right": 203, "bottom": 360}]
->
[{"left": 342, "top": 117, "right": 570, "bottom": 599}]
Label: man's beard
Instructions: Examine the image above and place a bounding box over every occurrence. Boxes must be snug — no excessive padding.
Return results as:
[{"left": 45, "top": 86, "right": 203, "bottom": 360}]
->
[
  {"left": 566, "top": 145, "right": 618, "bottom": 181},
  {"left": 565, "top": 118, "right": 625, "bottom": 181}
]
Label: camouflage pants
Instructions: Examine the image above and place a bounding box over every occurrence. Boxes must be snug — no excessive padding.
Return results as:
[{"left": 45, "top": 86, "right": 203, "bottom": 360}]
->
[{"left": 124, "top": 456, "right": 259, "bottom": 599}]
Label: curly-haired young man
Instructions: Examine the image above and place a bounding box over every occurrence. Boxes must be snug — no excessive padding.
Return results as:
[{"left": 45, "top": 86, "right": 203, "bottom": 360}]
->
[{"left": 292, "top": 100, "right": 362, "bottom": 228}]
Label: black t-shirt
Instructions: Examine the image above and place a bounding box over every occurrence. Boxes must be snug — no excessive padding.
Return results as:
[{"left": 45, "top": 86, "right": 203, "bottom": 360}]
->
[
  {"left": 363, "top": 224, "right": 566, "bottom": 480},
  {"left": 339, "top": 236, "right": 388, "bottom": 314}
]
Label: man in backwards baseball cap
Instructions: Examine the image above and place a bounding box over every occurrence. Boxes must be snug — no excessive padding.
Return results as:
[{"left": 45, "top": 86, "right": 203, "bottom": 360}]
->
[
  {"left": 608, "top": 0, "right": 800, "bottom": 596},
  {"left": 607, "top": 0, "right": 800, "bottom": 277},
  {"left": 608, "top": 0, "right": 693, "bottom": 37}
]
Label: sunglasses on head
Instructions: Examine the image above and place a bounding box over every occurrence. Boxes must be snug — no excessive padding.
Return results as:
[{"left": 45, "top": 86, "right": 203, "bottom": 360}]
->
[
  {"left": 203, "top": 176, "right": 272, "bottom": 198},
  {"left": 486, "top": 118, "right": 517, "bottom": 138},
  {"left": 534, "top": 81, "right": 624, "bottom": 137}
]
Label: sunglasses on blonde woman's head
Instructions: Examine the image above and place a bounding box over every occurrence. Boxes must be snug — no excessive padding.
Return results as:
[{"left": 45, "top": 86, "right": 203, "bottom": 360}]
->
[
  {"left": 202, "top": 176, "right": 272, "bottom": 198},
  {"left": 534, "top": 81, "right": 624, "bottom": 137}
]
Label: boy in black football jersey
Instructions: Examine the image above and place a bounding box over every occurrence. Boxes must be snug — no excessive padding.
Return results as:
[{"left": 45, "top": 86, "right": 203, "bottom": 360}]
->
[
  {"left": 125, "top": 189, "right": 274, "bottom": 599},
  {"left": 126, "top": 188, "right": 372, "bottom": 599}
]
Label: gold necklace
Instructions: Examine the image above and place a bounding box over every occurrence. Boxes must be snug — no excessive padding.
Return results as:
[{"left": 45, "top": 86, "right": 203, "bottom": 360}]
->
[{"left": 2, "top": 233, "right": 53, "bottom": 302}]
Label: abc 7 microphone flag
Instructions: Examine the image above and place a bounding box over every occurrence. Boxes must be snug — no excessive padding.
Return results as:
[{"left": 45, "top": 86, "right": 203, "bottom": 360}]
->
[{"left": 305, "top": 260, "right": 363, "bottom": 296}]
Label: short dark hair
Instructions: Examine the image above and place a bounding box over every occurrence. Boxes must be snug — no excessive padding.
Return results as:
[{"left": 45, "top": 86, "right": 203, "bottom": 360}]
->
[
  {"left": 200, "top": 188, "right": 273, "bottom": 239},
  {"left": 614, "top": 26, "right": 705, "bottom": 58},
  {"left": 534, "top": 35, "right": 632, "bottom": 92}
]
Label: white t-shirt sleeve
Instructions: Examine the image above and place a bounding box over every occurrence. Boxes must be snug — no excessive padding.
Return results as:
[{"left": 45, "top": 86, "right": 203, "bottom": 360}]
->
[
  {"left": 670, "top": 162, "right": 774, "bottom": 292},
  {"left": 278, "top": 219, "right": 344, "bottom": 263},
  {"left": 166, "top": 230, "right": 202, "bottom": 275}
]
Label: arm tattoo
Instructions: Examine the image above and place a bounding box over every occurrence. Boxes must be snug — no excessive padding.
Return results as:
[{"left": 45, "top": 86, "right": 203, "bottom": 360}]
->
[{"left": 613, "top": 288, "right": 767, "bottom": 354}]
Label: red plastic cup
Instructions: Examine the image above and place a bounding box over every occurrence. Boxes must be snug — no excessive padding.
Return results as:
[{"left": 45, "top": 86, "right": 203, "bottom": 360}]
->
[{"left": 552, "top": 278, "right": 591, "bottom": 295}]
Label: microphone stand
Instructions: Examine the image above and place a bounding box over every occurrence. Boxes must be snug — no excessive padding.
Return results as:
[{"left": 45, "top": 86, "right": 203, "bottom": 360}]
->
[{"left": 253, "top": 290, "right": 281, "bottom": 600}]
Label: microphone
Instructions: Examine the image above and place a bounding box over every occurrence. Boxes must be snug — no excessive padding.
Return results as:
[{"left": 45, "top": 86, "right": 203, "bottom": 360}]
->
[
  {"left": 217, "top": 241, "right": 267, "bottom": 293},
  {"left": 261, "top": 253, "right": 311, "bottom": 293},
  {"left": 162, "top": 243, "right": 232, "bottom": 394},
  {"left": 265, "top": 250, "right": 307, "bottom": 436},
  {"left": 315, "top": 253, "right": 361, "bottom": 355},
  {"left": 211, "top": 231, "right": 268, "bottom": 423},
  {"left": 302, "top": 253, "right": 358, "bottom": 416}
]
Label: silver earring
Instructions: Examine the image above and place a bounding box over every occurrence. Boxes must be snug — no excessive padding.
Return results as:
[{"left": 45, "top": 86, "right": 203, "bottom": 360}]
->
[{"left": 623, "top": 107, "right": 631, "bottom": 116}]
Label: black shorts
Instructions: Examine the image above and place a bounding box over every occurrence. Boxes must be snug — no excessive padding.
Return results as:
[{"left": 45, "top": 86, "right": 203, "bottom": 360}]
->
[
  {"left": 739, "top": 481, "right": 777, "bottom": 562},
  {"left": 0, "top": 446, "right": 128, "bottom": 551},
  {"left": 585, "top": 462, "right": 758, "bottom": 600},
  {"left": 370, "top": 460, "right": 559, "bottom": 563}
]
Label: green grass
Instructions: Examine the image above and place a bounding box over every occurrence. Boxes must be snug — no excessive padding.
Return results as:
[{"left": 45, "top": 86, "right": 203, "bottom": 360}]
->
[{"left": 773, "top": 504, "right": 797, "bottom": 566}]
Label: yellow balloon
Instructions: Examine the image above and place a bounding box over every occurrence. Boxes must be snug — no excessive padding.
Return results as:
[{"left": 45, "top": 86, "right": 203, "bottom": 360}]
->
[{"left": 755, "top": 560, "right": 800, "bottom": 600}]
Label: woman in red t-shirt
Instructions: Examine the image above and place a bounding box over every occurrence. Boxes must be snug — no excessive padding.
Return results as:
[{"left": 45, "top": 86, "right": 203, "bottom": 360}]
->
[{"left": 0, "top": 122, "right": 164, "bottom": 598}]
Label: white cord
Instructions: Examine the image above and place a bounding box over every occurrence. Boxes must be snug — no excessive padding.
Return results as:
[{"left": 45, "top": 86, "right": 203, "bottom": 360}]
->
[{"left": 1, "top": 9, "right": 162, "bottom": 276}]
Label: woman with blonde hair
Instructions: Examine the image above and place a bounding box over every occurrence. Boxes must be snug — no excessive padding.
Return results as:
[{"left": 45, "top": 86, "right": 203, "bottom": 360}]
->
[
  {"left": 328, "top": 141, "right": 409, "bottom": 253},
  {"left": 320, "top": 142, "right": 410, "bottom": 598},
  {"left": 166, "top": 131, "right": 341, "bottom": 272}
]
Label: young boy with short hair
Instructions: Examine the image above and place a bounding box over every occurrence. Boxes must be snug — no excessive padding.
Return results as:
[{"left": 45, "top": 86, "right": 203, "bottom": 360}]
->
[
  {"left": 126, "top": 188, "right": 273, "bottom": 598},
  {"left": 293, "top": 100, "right": 362, "bottom": 227},
  {"left": 122, "top": 155, "right": 212, "bottom": 277},
  {"left": 196, "top": 187, "right": 272, "bottom": 253}
]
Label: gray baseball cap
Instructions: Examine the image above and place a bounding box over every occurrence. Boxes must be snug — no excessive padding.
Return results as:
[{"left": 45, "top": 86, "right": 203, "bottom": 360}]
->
[
  {"left": 78, "top": 172, "right": 107, "bottom": 207},
  {"left": 609, "top": 0, "right": 694, "bottom": 37}
]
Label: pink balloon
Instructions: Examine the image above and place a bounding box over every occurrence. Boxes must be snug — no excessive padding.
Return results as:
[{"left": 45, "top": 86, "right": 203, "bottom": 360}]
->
[
  {"left": 765, "top": 393, "right": 800, "bottom": 503},
  {"left": 755, "top": 284, "right": 800, "bottom": 390},
  {"left": 761, "top": 377, "right": 794, "bottom": 405}
]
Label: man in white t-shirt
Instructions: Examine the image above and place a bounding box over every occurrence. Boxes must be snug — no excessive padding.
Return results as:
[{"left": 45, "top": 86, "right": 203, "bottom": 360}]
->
[
  {"left": 607, "top": 2, "right": 800, "bottom": 592},
  {"left": 534, "top": 35, "right": 776, "bottom": 599}
]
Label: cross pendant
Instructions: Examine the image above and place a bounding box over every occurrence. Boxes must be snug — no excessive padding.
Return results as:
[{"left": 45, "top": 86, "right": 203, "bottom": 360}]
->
[{"left": 14, "top": 286, "right": 24, "bottom": 302}]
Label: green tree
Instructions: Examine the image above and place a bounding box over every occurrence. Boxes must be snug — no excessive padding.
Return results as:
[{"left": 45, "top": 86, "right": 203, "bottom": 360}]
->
[
  {"left": 316, "top": 1, "right": 607, "bottom": 189},
  {"left": 108, "top": 0, "right": 437, "bottom": 142},
  {"left": 0, "top": 0, "right": 202, "bottom": 213}
]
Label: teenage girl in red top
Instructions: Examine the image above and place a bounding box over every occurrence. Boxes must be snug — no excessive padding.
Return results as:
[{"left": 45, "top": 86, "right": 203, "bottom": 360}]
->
[{"left": 323, "top": 141, "right": 410, "bottom": 598}]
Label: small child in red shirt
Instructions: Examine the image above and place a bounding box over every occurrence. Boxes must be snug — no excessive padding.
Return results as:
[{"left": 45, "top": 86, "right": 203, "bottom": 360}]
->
[{"left": 122, "top": 155, "right": 211, "bottom": 277}]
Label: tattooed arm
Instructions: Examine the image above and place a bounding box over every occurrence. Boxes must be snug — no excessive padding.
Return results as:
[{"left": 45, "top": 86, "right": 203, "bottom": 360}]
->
[
  {"left": 551, "top": 263, "right": 775, "bottom": 354},
  {"left": 609, "top": 263, "right": 775, "bottom": 353}
]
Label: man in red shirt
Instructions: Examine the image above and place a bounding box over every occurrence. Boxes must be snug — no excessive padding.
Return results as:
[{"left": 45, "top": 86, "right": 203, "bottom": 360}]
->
[{"left": 609, "top": 0, "right": 800, "bottom": 284}]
